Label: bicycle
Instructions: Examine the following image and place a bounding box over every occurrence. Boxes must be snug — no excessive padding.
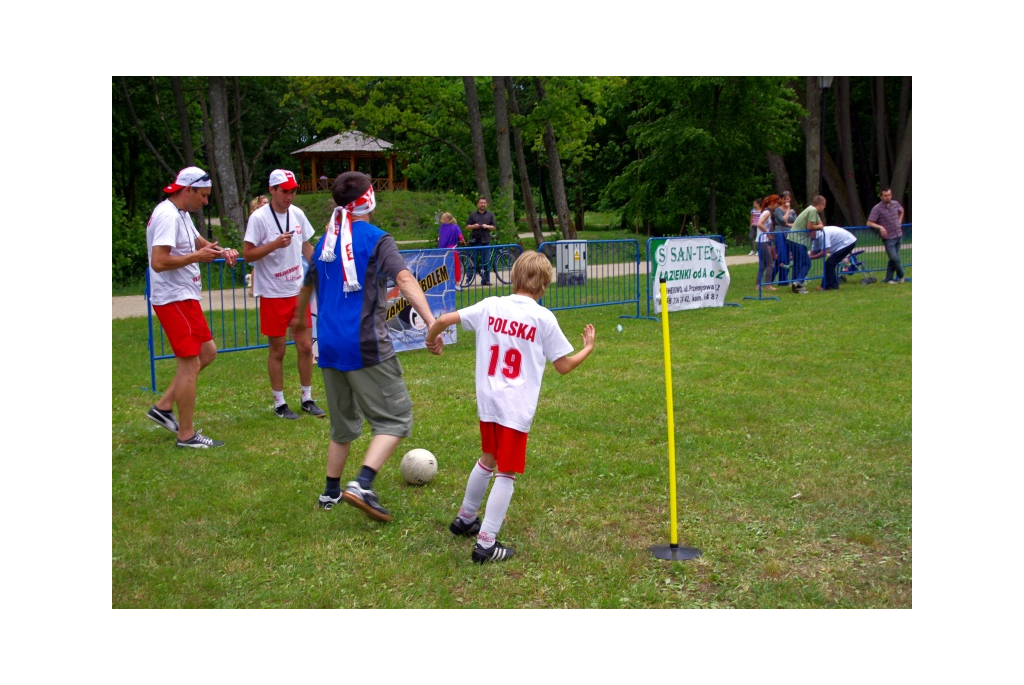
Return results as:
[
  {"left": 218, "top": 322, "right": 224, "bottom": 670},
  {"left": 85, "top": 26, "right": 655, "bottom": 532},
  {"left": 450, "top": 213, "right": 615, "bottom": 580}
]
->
[{"left": 458, "top": 244, "right": 517, "bottom": 287}]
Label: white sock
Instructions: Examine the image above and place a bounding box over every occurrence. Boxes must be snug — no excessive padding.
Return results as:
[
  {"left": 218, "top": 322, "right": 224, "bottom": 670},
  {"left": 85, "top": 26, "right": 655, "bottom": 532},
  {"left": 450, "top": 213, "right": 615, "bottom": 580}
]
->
[
  {"left": 477, "top": 474, "right": 515, "bottom": 549},
  {"left": 301, "top": 385, "right": 313, "bottom": 402},
  {"left": 457, "top": 460, "right": 494, "bottom": 522},
  {"left": 272, "top": 390, "right": 285, "bottom": 408}
]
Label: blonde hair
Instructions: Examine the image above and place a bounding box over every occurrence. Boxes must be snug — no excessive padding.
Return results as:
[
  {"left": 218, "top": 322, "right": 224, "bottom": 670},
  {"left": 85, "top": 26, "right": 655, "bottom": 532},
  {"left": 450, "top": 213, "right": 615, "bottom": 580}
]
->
[
  {"left": 249, "top": 195, "right": 268, "bottom": 214},
  {"left": 511, "top": 251, "right": 554, "bottom": 296},
  {"left": 440, "top": 212, "right": 455, "bottom": 224}
]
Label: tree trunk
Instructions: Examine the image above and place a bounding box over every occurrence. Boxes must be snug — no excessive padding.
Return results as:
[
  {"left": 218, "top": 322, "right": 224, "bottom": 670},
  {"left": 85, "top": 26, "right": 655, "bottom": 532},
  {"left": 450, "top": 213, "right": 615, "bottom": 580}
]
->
[
  {"left": 505, "top": 77, "right": 543, "bottom": 247},
  {"left": 538, "top": 162, "right": 557, "bottom": 234},
  {"left": 170, "top": 77, "right": 195, "bottom": 167},
  {"left": 766, "top": 151, "right": 793, "bottom": 196},
  {"left": 463, "top": 76, "right": 491, "bottom": 201},
  {"left": 890, "top": 109, "right": 912, "bottom": 206},
  {"left": 801, "top": 77, "right": 822, "bottom": 205},
  {"left": 836, "top": 76, "right": 865, "bottom": 225},
  {"left": 232, "top": 77, "right": 250, "bottom": 199},
  {"left": 575, "top": 163, "right": 585, "bottom": 234},
  {"left": 873, "top": 76, "right": 889, "bottom": 189},
  {"left": 208, "top": 76, "right": 245, "bottom": 237},
  {"left": 534, "top": 78, "right": 575, "bottom": 239},
  {"left": 898, "top": 76, "right": 911, "bottom": 144},
  {"left": 197, "top": 89, "right": 221, "bottom": 236},
  {"left": 822, "top": 149, "right": 852, "bottom": 226},
  {"left": 492, "top": 77, "right": 515, "bottom": 239},
  {"left": 709, "top": 83, "right": 720, "bottom": 233}
]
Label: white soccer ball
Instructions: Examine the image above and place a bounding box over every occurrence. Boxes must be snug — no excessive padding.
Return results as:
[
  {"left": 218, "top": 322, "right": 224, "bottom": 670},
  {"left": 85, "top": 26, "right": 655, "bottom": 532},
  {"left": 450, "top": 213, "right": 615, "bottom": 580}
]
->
[{"left": 400, "top": 448, "right": 438, "bottom": 485}]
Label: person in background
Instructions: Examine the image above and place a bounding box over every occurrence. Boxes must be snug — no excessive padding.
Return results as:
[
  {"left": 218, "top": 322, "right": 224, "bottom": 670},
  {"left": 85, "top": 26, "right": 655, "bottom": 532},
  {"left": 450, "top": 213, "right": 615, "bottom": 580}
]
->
[
  {"left": 773, "top": 192, "right": 795, "bottom": 285},
  {"left": 242, "top": 170, "right": 325, "bottom": 420},
  {"left": 866, "top": 187, "right": 906, "bottom": 284},
  {"left": 466, "top": 198, "right": 497, "bottom": 286},
  {"left": 756, "top": 195, "right": 779, "bottom": 291},
  {"left": 809, "top": 225, "right": 858, "bottom": 291},
  {"left": 145, "top": 166, "right": 239, "bottom": 448},
  {"left": 748, "top": 198, "right": 762, "bottom": 256},
  {"left": 437, "top": 211, "right": 466, "bottom": 287},
  {"left": 788, "top": 195, "right": 826, "bottom": 294}
]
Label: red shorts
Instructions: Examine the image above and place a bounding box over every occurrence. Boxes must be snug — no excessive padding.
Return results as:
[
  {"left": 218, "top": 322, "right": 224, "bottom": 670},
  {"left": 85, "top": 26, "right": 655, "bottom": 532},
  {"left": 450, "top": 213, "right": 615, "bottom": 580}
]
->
[
  {"left": 153, "top": 300, "right": 212, "bottom": 358},
  {"left": 260, "top": 295, "right": 310, "bottom": 337},
  {"left": 479, "top": 421, "right": 529, "bottom": 474}
]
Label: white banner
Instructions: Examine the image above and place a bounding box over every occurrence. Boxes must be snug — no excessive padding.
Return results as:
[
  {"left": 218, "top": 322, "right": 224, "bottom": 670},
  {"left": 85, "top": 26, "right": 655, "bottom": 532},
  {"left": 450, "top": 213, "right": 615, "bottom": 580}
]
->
[{"left": 653, "top": 238, "right": 730, "bottom": 313}]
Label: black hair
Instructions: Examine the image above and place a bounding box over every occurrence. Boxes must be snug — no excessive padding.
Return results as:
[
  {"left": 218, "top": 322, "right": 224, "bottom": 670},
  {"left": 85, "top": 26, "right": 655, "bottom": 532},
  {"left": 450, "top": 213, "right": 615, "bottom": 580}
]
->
[{"left": 332, "top": 172, "right": 372, "bottom": 207}]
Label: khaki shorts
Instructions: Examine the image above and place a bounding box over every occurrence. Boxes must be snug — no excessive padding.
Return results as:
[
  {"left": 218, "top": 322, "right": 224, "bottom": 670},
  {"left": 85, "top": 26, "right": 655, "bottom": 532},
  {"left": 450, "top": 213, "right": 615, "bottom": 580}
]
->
[{"left": 321, "top": 356, "right": 413, "bottom": 443}]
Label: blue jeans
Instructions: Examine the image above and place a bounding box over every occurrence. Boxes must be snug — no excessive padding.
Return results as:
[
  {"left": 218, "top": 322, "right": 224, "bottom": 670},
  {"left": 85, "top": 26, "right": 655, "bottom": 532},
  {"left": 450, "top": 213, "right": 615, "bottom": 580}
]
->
[
  {"left": 788, "top": 241, "right": 810, "bottom": 285},
  {"left": 884, "top": 236, "right": 904, "bottom": 281},
  {"left": 757, "top": 241, "right": 774, "bottom": 287},
  {"left": 470, "top": 243, "right": 491, "bottom": 283},
  {"left": 772, "top": 232, "right": 790, "bottom": 283},
  {"left": 824, "top": 242, "right": 856, "bottom": 290}
]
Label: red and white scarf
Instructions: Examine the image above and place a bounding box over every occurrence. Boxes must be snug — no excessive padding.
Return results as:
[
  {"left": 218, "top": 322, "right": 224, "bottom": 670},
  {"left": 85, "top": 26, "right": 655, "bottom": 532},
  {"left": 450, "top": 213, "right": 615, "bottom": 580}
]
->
[{"left": 320, "top": 186, "right": 376, "bottom": 292}]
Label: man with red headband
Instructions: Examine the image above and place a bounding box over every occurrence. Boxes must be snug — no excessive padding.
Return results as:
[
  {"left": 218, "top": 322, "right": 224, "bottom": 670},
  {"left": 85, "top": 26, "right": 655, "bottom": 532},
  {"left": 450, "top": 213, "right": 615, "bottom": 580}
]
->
[
  {"left": 293, "top": 172, "right": 442, "bottom": 521},
  {"left": 145, "top": 166, "right": 239, "bottom": 448},
  {"left": 242, "top": 169, "right": 325, "bottom": 420}
]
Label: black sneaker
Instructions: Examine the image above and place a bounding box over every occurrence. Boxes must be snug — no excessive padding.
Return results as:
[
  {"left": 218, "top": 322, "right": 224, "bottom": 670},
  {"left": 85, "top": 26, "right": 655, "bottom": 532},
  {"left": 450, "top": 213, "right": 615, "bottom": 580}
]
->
[
  {"left": 318, "top": 492, "right": 342, "bottom": 510},
  {"left": 791, "top": 283, "right": 799, "bottom": 293},
  {"left": 301, "top": 400, "right": 326, "bottom": 418},
  {"left": 472, "top": 541, "right": 515, "bottom": 564},
  {"left": 341, "top": 481, "right": 393, "bottom": 522},
  {"left": 450, "top": 516, "right": 481, "bottom": 537},
  {"left": 274, "top": 403, "right": 300, "bottom": 420},
  {"left": 147, "top": 406, "right": 178, "bottom": 434},
  {"left": 176, "top": 430, "right": 225, "bottom": 449}
]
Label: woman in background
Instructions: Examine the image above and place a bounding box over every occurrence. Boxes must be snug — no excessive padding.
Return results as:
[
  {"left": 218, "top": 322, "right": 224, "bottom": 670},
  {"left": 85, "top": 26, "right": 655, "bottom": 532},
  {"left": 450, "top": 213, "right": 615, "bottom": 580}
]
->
[
  {"left": 756, "top": 195, "right": 779, "bottom": 291},
  {"left": 438, "top": 212, "right": 467, "bottom": 286}
]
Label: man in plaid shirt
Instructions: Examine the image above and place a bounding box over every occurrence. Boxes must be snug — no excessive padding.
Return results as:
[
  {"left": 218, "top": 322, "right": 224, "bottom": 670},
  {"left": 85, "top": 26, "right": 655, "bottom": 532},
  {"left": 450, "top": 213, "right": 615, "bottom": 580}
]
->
[{"left": 867, "top": 188, "right": 906, "bottom": 284}]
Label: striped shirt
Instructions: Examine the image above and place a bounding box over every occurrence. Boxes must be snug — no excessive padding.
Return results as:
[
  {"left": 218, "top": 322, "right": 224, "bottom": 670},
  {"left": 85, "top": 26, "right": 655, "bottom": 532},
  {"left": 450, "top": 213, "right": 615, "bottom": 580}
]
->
[{"left": 867, "top": 200, "right": 904, "bottom": 239}]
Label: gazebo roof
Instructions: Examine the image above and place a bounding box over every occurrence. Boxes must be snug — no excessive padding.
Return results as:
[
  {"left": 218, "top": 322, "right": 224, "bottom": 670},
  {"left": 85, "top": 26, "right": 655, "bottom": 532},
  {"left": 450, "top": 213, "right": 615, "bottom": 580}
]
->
[{"left": 291, "top": 131, "right": 393, "bottom": 155}]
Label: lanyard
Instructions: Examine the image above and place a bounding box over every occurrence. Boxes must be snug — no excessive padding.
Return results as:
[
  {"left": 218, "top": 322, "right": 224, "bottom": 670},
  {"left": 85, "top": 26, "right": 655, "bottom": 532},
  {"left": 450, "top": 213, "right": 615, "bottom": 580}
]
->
[{"left": 270, "top": 208, "right": 291, "bottom": 235}]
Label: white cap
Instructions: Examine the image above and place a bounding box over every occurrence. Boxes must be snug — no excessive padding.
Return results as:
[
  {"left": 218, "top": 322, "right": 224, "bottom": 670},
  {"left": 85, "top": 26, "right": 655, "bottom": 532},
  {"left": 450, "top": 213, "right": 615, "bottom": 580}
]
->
[{"left": 163, "top": 166, "right": 212, "bottom": 193}]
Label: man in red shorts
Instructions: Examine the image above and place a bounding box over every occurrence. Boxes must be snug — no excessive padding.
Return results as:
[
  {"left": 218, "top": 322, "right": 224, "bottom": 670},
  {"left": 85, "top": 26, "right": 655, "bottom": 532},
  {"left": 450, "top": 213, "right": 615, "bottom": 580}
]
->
[
  {"left": 243, "top": 169, "right": 324, "bottom": 420},
  {"left": 145, "top": 167, "right": 239, "bottom": 448}
]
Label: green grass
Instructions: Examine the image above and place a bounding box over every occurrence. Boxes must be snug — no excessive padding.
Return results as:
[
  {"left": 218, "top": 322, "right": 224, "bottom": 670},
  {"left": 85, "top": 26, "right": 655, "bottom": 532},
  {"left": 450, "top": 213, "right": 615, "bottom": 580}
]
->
[{"left": 113, "top": 262, "right": 911, "bottom": 608}]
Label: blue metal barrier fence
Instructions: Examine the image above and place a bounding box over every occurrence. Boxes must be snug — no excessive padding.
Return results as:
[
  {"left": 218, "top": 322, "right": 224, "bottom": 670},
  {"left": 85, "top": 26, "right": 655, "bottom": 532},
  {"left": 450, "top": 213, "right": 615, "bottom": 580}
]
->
[
  {"left": 537, "top": 239, "right": 643, "bottom": 317},
  {"left": 748, "top": 223, "right": 912, "bottom": 298},
  {"left": 147, "top": 258, "right": 263, "bottom": 391}
]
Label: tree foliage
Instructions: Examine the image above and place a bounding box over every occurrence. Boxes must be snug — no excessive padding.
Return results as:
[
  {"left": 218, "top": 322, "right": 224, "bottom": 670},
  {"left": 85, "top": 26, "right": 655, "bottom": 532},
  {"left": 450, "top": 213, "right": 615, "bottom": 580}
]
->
[{"left": 114, "top": 75, "right": 910, "bottom": 271}]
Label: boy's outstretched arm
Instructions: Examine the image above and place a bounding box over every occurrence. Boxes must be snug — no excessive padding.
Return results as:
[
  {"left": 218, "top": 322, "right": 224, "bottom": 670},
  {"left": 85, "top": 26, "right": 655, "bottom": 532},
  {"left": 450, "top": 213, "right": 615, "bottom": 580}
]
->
[
  {"left": 425, "top": 311, "right": 462, "bottom": 354},
  {"left": 552, "top": 324, "right": 595, "bottom": 375}
]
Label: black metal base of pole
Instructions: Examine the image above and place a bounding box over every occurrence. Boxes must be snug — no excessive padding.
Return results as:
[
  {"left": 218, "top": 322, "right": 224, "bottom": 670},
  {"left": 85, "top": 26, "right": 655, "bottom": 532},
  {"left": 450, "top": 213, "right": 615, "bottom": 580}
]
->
[{"left": 649, "top": 544, "right": 702, "bottom": 561}]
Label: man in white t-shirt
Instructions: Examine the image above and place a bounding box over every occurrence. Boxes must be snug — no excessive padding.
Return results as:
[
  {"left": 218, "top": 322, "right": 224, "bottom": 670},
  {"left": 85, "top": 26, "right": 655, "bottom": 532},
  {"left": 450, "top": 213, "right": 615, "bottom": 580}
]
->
[
  {"left": 145, "top": 166, "right": 239, "bottom": 448},
  {"left": 426, "top": 251, "right": 596, "bottom": 563},
  {"left": 243, "top": 169, "right": 324, "bottom": 420},
  {"left": 809, "top": 225, "right": 858, "bottom": 291}
]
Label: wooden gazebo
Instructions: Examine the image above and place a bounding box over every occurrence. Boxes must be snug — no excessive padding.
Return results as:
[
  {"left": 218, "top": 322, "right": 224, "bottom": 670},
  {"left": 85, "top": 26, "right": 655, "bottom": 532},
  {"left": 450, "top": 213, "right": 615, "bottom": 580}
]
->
[{"left": 291, "top": 131, "right": 406, "bottom": 194}]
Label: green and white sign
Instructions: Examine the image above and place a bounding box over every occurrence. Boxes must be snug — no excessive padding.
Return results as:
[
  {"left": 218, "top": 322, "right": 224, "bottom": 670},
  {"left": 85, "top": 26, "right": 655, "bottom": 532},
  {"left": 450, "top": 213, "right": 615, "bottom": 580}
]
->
[{"left": 652, "top": 238, "right": 730, "bottom": 312}]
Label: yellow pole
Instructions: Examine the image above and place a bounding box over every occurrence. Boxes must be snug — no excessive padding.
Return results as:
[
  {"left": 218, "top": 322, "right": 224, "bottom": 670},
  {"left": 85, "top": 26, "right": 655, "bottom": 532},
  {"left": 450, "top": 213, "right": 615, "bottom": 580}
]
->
[{"left": 660, "top": 277, "right": 679, "bottom": 547}]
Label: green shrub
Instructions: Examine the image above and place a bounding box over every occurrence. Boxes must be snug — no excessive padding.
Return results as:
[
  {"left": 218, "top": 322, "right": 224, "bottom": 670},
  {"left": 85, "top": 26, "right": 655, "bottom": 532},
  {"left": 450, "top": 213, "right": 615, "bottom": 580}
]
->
[{"left": 112, "top": 190, "right": 149, "bottom": 287}]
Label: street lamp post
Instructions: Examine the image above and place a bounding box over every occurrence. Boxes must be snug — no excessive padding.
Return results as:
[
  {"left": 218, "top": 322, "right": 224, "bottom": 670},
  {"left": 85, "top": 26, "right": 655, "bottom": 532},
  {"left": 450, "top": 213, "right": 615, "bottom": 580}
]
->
[{"left": 818, "top": 76, "right": 834, "bottom": 198}]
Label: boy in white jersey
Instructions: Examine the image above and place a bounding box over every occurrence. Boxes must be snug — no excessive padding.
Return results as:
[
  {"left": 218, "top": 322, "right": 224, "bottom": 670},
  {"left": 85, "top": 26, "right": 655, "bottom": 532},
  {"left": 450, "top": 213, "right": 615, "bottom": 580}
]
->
[
  {"left": 426, "top": 251, "right": 596, "bottom": 563},
  {"left": 243, "top": 170, "right": 325, "bottom": 420}
]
